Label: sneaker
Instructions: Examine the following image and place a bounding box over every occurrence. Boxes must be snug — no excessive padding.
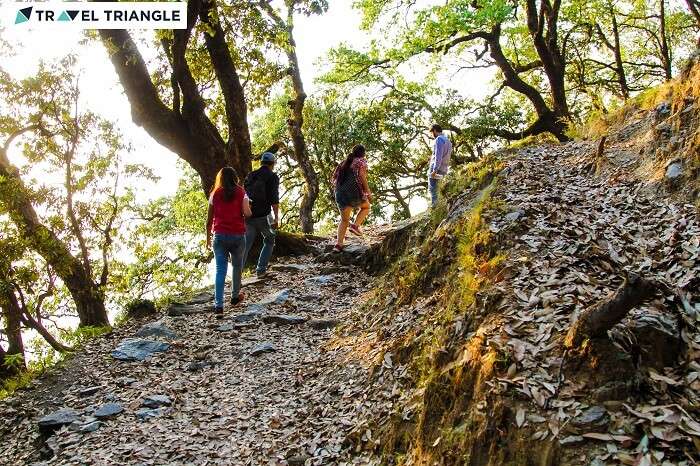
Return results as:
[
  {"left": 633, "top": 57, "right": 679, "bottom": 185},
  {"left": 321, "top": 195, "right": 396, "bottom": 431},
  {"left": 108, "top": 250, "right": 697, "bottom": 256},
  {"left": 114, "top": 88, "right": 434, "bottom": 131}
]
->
[
  {"left": 230, "top": 292, "right": 245, "bottom": 305},
  {"left": 349, "top": 224, "right": 363, "bottom": 237},
  {"left": 214, "top": 306, "right": 224, "bottom": 319},
  {"left": 256, "top": 270, "right": 269, "bottom": 279},
  {"left": 332, "top": 244, "right": 344, "bottom": 253}
]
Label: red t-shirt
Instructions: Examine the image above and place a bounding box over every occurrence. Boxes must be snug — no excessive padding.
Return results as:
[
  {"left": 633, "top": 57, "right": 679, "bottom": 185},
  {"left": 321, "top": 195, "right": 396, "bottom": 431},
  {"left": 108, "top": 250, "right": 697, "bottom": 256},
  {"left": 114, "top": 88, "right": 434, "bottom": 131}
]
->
[{"left": 209, "top": 186, "right": 246, "bottom": 235}]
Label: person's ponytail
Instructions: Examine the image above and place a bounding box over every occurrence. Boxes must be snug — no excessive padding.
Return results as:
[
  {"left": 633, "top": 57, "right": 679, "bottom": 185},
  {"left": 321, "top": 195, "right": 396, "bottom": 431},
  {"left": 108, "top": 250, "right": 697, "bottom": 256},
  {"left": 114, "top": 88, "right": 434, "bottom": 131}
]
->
[
  {"left": 212, "top": 167, "right": 240, "bottom": 202},
  {"left": 338, "top": 144, "right": 366, "bottom": 182}
]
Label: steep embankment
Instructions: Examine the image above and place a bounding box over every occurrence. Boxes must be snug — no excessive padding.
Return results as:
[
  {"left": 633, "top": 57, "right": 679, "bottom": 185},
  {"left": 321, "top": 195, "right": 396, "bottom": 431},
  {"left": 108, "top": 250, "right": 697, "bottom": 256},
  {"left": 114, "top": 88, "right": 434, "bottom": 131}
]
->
[{"left": 333, "top": 58, "right": 700, "bottom": 465}]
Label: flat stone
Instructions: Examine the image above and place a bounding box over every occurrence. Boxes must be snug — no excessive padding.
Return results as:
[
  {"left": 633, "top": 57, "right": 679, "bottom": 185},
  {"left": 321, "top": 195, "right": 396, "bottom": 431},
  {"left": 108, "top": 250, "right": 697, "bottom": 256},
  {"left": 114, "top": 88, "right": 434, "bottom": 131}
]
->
[
  {"left": 232, "top": 305, "right": 267, "bottom": 323},
  {"left": 241, "top": 276, "right": 269, "bottom": 287},
  {"left": 187, "top": 292, "right": 213, "bottom": 305},
  {"left": 94, "top": 403, "right": 124, "bottom": 419},
  {"left": 142, "top": 395, "right": 172, "bottom": 408},
  {"left": 244, "top": 303, "right": 267, "bottom": 315},
  {"left": 116, "top": 377, "right": 137, "bottom": 387},
  {"left": 135, "top": 407, "right": 169, "bottom": 421},
  {"left": 216, "top": 322, "right": 236, "bottom": 332},
  {"left": 78, "top": 386, "right": 101, "bottom": 397},
  {"left": 307, "top": 319, "right": 341, "bottom": 330},
  {"left": 37, "top": 408, "right": 80, "bottom": 435},
  {"left": 79, "top": 421, "right": 102, "bottom": 433},
  {"left": 250, "top": 342, "right": 276, "bottom": 356},
  {"left": 186, "top": 361, "right": 212, "bottom": 372},
  {"left": 559, "top": 435, "right": 584, "bottom": 446},
  {"left": 655, "top": 101, "right": 671, "bottom": 120},
  {"left": 665, "top": 160, "right": 682, "bottom": 181},
  {"left": 570, "top": 406, "right": 608, "bottom": 432},
  {"left": 167, "top": 303, "right": 205, "bottom": 317},
  {"left": 304, "top": 275, "right": 335, "bottom": 286},
  {"left": 112, "top": 339, "right": 170, "bottom": 361},
  {"left": 505, "top": 209, "right": 525, "bottom": 222},
  {"left": 135, "top": 321, "right": 178, "bottom": 340},
  {"left": 262, "top": 315, "right": 307, "bottom": 325},
  {"left": 298, "top": 293, "right": 322, "bottom": 302},
  {"left": 272, "top": 263, "right": 311, "bottom": 273},
  {"left": 257, "top": 289, "right": 290, "bottom": 306},
  {"left": 287, "top": 454, "right": 311, "bottom": 466},
  {"left": 319, "top": 265, "right": 349, "bottom": 275}
]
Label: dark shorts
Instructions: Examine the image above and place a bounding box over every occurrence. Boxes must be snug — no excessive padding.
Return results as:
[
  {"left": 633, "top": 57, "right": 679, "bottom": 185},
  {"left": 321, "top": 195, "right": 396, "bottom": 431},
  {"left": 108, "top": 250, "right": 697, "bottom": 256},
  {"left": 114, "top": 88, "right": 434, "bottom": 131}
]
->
[{"left": 335, "top": 190, "right": 362, "bottom": 210}]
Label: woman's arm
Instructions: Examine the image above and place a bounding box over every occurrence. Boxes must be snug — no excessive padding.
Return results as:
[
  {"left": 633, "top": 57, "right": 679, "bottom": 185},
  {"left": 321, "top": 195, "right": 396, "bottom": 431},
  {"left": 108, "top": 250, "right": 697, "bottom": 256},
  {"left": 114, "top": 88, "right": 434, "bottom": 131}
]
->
[
  {"left": 206, "top": 203, "right": 214, "bottom": 248},
  {"left": 359, "top": 163, "right": 372, "bottom": 200}
]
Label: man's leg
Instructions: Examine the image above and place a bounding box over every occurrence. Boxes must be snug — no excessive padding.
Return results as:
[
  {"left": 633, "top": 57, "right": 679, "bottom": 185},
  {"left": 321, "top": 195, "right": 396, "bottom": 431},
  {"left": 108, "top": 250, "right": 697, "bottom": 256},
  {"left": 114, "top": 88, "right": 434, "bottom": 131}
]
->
[
  {"left": 256, "top": 217, "right": 276, "bottom": 275},
  {"left": 428, "top": 177, "right": 440, "bottom": 206},
  {"left": 243, "top": 219, "right": 259, "bottom": 269},
  {"left": 230, "top": 235, "right": 245, "bottom": 302}
]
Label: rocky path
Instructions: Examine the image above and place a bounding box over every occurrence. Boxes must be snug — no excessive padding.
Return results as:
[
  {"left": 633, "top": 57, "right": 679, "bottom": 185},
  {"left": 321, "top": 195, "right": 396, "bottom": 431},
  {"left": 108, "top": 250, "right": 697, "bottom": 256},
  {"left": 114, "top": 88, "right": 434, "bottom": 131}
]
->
[{"left": 0, "top": 258, "right": 382, "bottom": 466}]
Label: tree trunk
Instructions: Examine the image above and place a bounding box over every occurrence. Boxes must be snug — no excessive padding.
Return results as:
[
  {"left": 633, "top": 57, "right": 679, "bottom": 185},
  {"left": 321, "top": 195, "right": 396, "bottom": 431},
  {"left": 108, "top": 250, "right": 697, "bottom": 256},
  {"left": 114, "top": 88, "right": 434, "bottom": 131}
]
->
[
  {"left": 564, "top": 274, "right": 658, "bottom": 349},
  {"left": 610, "top": 10, "right": 631, "bottom": 99},
  {"left": 261, "top": 0, "right": 320, "bottom": 233},
  {"left": 659, "top": 0, "right": 673, "bottom": 81},
  {"left": 286, "top": 39, "right": 319, "bottom": 234},
  {"left": 0, "top": 297, "right": 26, "bottom": 373},
  {"left": 0, "top": 147, "right": 109, "bottom": 328},
  {"left": 525, "top": 0, "right": 570, "bottom": 119},
  {"left": 98, "top": 0, "right": 253, "bottom": 194},
  {"left": 485, "top": 25, "right": 570, "bottom": 142},
  {"left": 686, "top": 0, "right": 700, "bottom": 28}
]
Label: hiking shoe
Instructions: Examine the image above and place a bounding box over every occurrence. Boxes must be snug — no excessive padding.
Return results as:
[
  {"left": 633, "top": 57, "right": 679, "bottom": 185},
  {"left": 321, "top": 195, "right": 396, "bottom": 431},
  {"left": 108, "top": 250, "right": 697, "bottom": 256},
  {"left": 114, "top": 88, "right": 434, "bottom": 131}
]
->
[
  {"left": 214, "top": 306, "right": 224, "bottom": 319},
  {"left": 230, "top": 292, "right": 245, "bottom": 305},
  {"left": 332, "top": 244, "right": 344, "bottom": 253},
  {"left": 349, "top": 224, "right": 363, "bottom": 237},
  {"left": 256, "top": 271, "right": 269, "bottom": 279}
]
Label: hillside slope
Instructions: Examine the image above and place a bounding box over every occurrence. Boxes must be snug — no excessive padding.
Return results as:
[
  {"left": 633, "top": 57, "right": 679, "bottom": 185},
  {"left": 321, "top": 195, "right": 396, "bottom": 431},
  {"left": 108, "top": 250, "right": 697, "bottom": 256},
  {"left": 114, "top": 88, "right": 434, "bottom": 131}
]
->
[
  {"left": 1, "top": 53, "right": 698, "bottom": 466},
  {"left": 335, "top": 57, "right": 700, "bottom": 465}
]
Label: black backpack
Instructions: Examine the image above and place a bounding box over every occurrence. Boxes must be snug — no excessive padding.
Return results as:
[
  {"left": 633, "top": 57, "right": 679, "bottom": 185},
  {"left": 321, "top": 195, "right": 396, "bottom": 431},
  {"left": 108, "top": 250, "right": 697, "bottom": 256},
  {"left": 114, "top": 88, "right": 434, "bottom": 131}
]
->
[{"left": 245, "top": 170, "right": 267, "bottom": 207}]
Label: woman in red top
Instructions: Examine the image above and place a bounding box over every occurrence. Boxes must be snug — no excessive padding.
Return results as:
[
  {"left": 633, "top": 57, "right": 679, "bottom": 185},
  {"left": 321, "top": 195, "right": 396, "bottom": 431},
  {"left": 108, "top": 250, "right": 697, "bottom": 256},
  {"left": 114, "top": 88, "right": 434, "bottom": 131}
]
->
[{"left": 206, "top": 167, "right": 252, "bottom": 318}]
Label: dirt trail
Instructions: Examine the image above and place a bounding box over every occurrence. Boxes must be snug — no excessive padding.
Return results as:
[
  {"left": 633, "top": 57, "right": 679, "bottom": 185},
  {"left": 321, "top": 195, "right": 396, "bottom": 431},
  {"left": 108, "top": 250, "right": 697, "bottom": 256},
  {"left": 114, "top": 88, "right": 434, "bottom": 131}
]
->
[
  {"left": 1, "top": 137, "right": 697, "bottom": 466},
  {"left": 0, "top": 259, "right": 382, "bottom": 466}
]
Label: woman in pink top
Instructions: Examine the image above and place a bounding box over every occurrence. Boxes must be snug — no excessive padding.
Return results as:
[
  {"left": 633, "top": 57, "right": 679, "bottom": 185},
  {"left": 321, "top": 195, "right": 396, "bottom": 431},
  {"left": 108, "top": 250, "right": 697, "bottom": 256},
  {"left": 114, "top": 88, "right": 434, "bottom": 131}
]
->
[
  {"left": 206, "top": 167, "right": 252, "bottom": 318},
  {"left": 331, "top": 144, "right": 372, "bottom": 252}
]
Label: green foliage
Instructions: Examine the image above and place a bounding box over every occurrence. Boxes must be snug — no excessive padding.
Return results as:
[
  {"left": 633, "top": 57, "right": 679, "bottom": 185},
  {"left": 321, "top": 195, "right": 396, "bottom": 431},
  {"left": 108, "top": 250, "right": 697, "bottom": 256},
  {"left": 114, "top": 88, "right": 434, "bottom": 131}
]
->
[
  {"left": 2, "top": 353, "right": 25, "bottom": 371},
  {"left": 114, "top": 164, "right": 210, "bottom": 306},
  {"left": 60, "top": 325, "right": 111, "bottom": 347}
]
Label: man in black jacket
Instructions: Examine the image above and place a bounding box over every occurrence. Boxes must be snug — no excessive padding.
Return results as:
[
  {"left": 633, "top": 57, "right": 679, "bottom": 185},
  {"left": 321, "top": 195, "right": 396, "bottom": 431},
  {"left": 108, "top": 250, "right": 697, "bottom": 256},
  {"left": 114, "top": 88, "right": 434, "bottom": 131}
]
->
[{"left": 243, "top": 152, "right": 280, "bottom": 278}]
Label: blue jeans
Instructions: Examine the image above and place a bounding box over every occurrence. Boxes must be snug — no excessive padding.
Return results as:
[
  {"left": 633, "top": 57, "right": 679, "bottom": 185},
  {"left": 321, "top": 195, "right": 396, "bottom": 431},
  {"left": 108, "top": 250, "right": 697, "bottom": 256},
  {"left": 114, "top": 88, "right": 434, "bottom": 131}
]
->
[
  {"left": 243, "top": 216, "right": 276, "bottom": 274},
  {"left": 428, "top": 177, "right": 440, "bottom": 206},
  {"left": 213, "top": 233, "right": 245, "bottom": 308}
]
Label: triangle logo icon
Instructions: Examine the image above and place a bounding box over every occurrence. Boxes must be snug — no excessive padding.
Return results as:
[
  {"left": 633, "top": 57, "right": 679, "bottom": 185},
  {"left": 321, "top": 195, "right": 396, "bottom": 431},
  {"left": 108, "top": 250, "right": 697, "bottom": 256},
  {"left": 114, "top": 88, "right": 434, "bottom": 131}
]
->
[
  {"left": 15, "top": 7, "right": 32, "bottom": 24},
  {"left": 58, "top": 11, "right": 71, "bottom": 22},
  {"left": 67, "top": 10, "right": 79, "bottom": 20}
]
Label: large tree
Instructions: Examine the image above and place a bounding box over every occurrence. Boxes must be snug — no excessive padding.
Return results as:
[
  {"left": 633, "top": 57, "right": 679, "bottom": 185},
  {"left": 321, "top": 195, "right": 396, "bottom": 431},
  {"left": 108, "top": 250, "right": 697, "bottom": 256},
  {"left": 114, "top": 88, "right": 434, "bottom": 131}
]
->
[
  {"left": 99, "top": 0, "right": 253, "bottom": 192},
  {"left": 259, "top": 0, "right": 323, "bottom": 233}
]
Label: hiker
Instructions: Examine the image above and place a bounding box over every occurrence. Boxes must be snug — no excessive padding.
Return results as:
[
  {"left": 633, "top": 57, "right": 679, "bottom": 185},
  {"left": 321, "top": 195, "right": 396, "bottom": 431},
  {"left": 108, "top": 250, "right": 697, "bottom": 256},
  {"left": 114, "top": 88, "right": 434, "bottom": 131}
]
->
[
  {"left": 332, "top": 144, "right": 372, "bottom": 252},
  {"left": 243, "top": 152, "right": 280, "bottom": 278},
  {"left": 206, "top": 167, "right": 252, "bottom": 318},
  {"left": 427, "top": 124, "right": 452, "bottom": 206}
]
